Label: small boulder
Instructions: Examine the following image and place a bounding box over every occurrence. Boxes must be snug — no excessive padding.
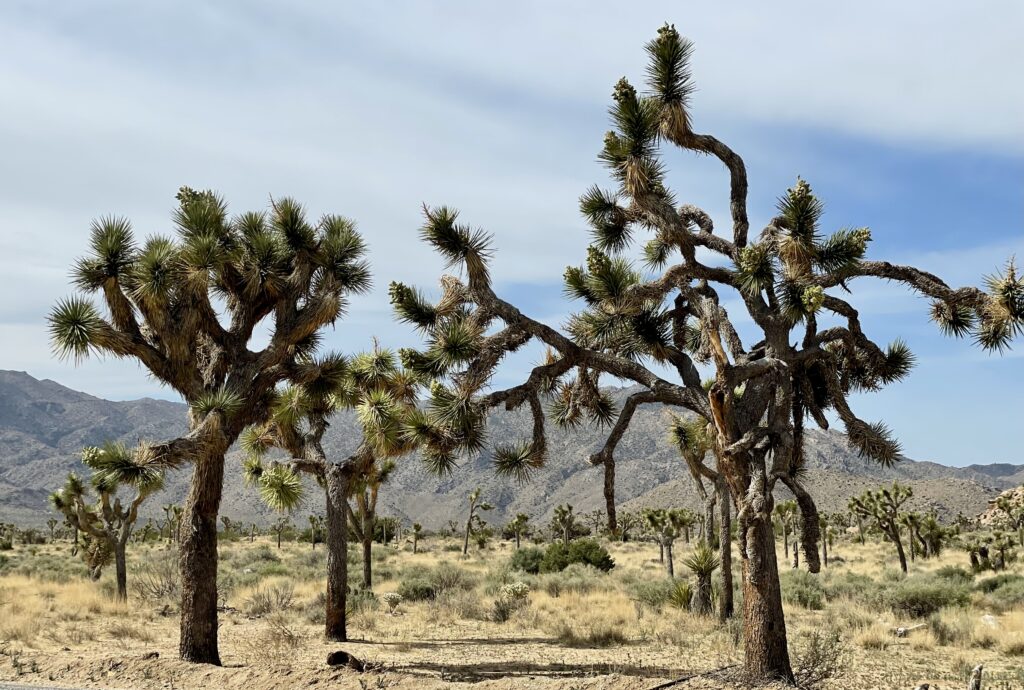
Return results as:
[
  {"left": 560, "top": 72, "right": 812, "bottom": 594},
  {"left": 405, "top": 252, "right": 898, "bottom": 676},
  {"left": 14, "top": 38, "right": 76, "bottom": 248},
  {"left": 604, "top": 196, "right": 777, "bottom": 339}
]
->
[{"left": 326, "top": 650, "right": 366, "bottom": 671}]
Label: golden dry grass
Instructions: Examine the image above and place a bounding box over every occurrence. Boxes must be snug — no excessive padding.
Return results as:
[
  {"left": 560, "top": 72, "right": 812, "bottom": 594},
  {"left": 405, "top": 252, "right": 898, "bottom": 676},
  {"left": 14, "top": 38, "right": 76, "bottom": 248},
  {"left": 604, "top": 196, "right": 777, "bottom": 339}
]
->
[{"left": 0, "top": 535, "right": 1022, "bottom": 689}]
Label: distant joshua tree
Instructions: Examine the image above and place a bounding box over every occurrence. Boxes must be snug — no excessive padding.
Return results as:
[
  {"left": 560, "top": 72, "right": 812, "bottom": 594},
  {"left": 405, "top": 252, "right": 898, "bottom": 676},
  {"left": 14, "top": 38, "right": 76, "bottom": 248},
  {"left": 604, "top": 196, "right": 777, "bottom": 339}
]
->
[
  {"left": 50, "top": 443, "right": 164, "bottom": 601},
  {"left": 551, "top": 504, "right": 578, "bottom": 547},
  {"left": 242, "top": 345, "right": 427, "bottom": 641},
  {"left": 506, "top": 513, "right": 530, "bottom": 549},
  {"left": 48, "top": 188, "right": 371, "bottom": 664},
  {"left": 348, "top": 458, "right": 396, "bottom": 587},
  {"left": 462, "top": 488, "right": 493, "bottom": 555},
  {"left": 774, "top": 500, "right": 798, "bottom": 562},
  {"left": 411, "top": 523, "right": 423, "bottom": 554},
  {"left": 849, "top": 483, "right": 913, "bottom": 572}
]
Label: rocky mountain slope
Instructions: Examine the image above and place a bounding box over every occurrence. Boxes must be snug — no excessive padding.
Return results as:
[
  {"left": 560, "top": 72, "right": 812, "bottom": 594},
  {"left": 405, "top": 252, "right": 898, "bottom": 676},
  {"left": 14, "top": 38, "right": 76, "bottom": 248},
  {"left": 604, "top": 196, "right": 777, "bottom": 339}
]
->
[{"left": 0, "top": 370, "right": 1019, "bottom": 528}]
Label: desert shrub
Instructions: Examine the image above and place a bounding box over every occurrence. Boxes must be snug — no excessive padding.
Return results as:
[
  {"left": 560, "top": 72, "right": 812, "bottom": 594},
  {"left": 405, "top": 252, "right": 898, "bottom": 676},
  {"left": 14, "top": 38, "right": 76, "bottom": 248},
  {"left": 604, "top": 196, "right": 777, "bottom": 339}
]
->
[
  {"left": 934, "top": 565, "right": 973, "bottom": 584},
  {"left": 132, "top": 550, "right": 179, "bottom": 602},
  {"left": 540, "top": 539, "right": 614, "bottom": 573},
  {"left": 821, "top": 571, "right": 876, "bottom": 602},
  {"left": 781, "top": 569, "right": 825, "bottom": 610},
  {"left": 238, "top": 544, "right": 280, "bottom": 568},
  {"left": 928, "top": 612, "right": 973, "bottom": 646},
  {"left": 346, "top": 588, "right": 378, "bottom": 615},
  {"left": 630, "top": 580, "right": 674, "bottom": 610},
  {"left": 397, "top": 576, "right": 436, "bottom": 601},
  {"left": 881, "top": 576, "right": 969, "bottom": 618},
  {"left": 244, "top": 582, "right": 295, "bottom": 616},
  {"left": 552, "top": 619, "right": 628, "bottom": 647},
  {"left": 491, "top": 582, "right": 530, "bottom": 622},
  {"left": 974, "top": 572, "right": 1023, "bottom": 593},
  {"left": 1000, "top": 634, "right": 1024, "bottom": 657},
  {"left": 983, "top": 577, "right": 1024, "bottom": 612},
  {"left": 669, "top": 580, "right": 694, "bottom": 610},
  {"left": 793, "top": 628, "right": 848, "bottom": 689},
  {"left": 509, "top": 547, "right": 544, "bottom": 575},
  {"left": 431, "top": 562, "right": 475, "bottom": 595}
]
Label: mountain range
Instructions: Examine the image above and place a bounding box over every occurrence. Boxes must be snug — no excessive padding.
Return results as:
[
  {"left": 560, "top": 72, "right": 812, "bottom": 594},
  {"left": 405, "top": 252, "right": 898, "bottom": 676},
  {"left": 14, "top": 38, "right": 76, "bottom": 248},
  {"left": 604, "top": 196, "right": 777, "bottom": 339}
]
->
[{"left": 0, "top": 369, "right": 1019, "bottom": 529}]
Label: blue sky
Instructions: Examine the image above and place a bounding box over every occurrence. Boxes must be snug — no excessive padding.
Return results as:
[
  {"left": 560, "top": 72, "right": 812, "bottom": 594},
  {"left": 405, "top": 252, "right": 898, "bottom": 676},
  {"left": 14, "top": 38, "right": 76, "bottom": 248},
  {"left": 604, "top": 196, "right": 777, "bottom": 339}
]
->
[{"left": 0, "top": 2, "right": 1021, "bottom": 466}]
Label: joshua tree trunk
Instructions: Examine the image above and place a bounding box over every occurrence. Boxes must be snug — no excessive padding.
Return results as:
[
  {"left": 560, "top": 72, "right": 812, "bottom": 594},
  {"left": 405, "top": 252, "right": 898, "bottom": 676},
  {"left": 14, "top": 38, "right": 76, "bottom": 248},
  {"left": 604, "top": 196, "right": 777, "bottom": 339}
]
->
[
  {"left": 892, "top": 529, "right": 908, "bottom": 573},
  {"left": 462, "top": 516, "right": 472, "bottom": 556},
  {"left": 782, "top": 524, "right": 789, "bottom": 560},
  {"left": 324, "top": 467, "right": 349, "bottom": 641},
  {"left": 178, "top": 449, "right": 225, "bottom": 665},
  {"left": 792, "top": 530, "right": 799, "bottom": 569},
  {"left": 665, "top": 540, "right": 675, "bottom": 578},
  {"left": 113, "top": 540, "right": 128, "bottom": 603},
  {"left": 362, "top": 530, "right": 372, "bottom": 589},
  {"left": 514, "top": 531, "right": 520, "bottom": 549},
  {"left": 691, "top": 571, "right": 713, "bottom": 615},
  {"left": 250, "top": 524, "right": 255, "bottom": 543},
  {"left": 822, "top": 532, "right": 828, "bottom": 568},
  {"left": 603, "top": 457, "right": 617, "bottom": 532},
  {"left": 718, "top": 477, "right": 733, "bottom": 621},
  {"left": 413, "top": 532, "right": 419, "bottom": 554},
  {"left": 658, "top": 541, "right": 664, "bottom": 563},
  {"left": 741, "top": 513, "right": 794, "bottom": 682},
  {"left": 704, "top": 495, "right": 718, "bottom": 550}
]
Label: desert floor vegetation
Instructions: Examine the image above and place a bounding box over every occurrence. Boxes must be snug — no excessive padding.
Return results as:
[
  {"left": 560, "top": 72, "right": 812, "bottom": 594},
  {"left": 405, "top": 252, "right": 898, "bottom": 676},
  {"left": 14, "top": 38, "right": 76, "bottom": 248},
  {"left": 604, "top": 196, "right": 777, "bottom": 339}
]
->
[{"left": 1, "top": 535, "right": 1022, "bottom": 689}]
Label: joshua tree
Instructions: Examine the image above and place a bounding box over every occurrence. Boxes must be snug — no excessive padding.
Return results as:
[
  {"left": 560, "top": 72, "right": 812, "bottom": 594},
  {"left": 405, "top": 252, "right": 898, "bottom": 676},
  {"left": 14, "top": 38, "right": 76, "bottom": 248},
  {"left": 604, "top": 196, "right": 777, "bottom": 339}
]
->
[
  {"left": 46, "top": 518, "right": 59, "bottom": 543},
  {"left": 994, "top": 495, "right": 1024, "bottom": 547},
  {"left": 668, "top": 414, "right": 732, "bottom": 616},
  {"left": 644, "top": 508, "right": 689, "bottom": 577},
  {"left": 347, "top": 458, "right": 397, "bottom": 587},
  {"left": 684, "top": 541, "right": 720, "bottom": 616},
  {"left": 551, "top": 504, "right": 577, "bottom": 547},
  {"left": 774, "top": 500, "right": 797, "bottom": 562},
  {"left": 818, "top": 515, "right": 831, "bottom": 568},
  {"left": 411, "top": 523, "right": 422, "bottom": 554},
  {"left": 271, "top": 516, "right": 291, "bottom": 549},
  {"left": 850, "top": 483, "right": 913, "bottom": 573},
  {"left": 583, "top": 509, "right": 605, "bottom": 535},
  {"left": 50, "top": 443, "right": 164, "bottom": 601},
  {"left": 242, "top": 345, "right": 425, "bottom": 640},
  {"left": 673, "top": 508, "right": 697, "bottom": 544},
  {"left": 48, "top": 188, "right": 371, "bottom": 664},
  {"left": 507, "top": 513, "right": 530, "bottom": 549},
  {"left": 389, "top": 26, "right": 1022, "bottom": 680},
  {"left": 308, "top": 514, "right": 325, "bottom": 550},
  {"left": 462, "top": 488, "right": 493, "bottom": 555},
  {"left": 617, "top": 510, "right": 640, "bottom": 543}
]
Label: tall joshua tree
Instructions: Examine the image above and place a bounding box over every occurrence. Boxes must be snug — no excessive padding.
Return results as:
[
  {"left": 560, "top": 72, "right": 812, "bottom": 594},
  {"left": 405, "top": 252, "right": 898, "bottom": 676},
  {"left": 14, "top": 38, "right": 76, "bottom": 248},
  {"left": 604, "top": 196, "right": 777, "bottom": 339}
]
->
[
  {"left": 347, "top": 457, "right": 397, "bottom": 588},
  {"left": 50, "top": 443, "right": 164, "bottom": 601},
  {"left": 242, "top": 345, "right": 424, "bottom": 641},
  {"left": 849, "top": 483, "right": 913, "bottom": 572},
  {"left": 48, "top": 188, "right": 371, "bottom": 664},
  {"left": 389, "top": 26, "right": 1022, "bottom": 681}
]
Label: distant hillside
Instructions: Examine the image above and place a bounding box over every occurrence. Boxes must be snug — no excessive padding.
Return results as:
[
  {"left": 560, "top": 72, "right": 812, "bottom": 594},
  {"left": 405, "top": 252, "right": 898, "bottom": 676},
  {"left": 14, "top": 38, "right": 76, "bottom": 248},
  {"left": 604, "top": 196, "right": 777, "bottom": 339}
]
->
[{"left": 0, "top": 370, "right": 1019, "bottom": 528}]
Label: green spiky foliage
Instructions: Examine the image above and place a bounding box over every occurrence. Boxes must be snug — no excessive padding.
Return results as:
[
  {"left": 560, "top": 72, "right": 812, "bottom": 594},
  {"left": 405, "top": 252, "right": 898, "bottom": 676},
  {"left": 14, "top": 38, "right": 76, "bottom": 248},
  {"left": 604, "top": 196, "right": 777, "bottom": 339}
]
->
[
  {"left": 849, "top": 483, "right": 914, "bottom": 573},
  {"left": 773, "top": 500, "right": 799, "bottom": 562},
  {"left": 391, "top": 25, "right": 1021, "bottom": 682},
  {"left": 50, "top": 444, "right": 165, "bottom": 600},
  {"left": 505, "top": 513, "right": 531, "bottom": 549},
  {"left": 683, "top": 540, "right": 720, "bottom": 616},
  {"left": 551, "top": 503, "right": 578, "bottom": 547},
  {"left": 461, "top": 487, "right": 494, "bottom": 555},
  {"left": 48, "top": 188, "right": 371, "bottom": 665}
]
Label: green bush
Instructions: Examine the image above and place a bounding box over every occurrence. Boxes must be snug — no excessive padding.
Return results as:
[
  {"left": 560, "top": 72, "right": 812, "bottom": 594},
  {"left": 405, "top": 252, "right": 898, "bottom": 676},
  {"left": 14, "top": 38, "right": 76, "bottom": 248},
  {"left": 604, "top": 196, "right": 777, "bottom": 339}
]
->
[
  {"left": 540, "top": 539, "right": 614, "bottom": 573},
  {"left": 934, "top": 565, "right": 973, "bottom": 584},
  {"left": 780, "top": 569, "right": 825, "bottom": 610},
  {"left": 821, "top": 571, "right": 877, "bottom": 602},
  {"left": 668, "top": 580, "right": 693, "bottom": 610},
  {"left": 568, "top": 539, "right": 614, "bottom": 572},
  {"left": 509, "top": 547, "right": 544, "bottom": 575},
  {"left": 983, "top": 577, "right": 1024, "bottom": 613},
  {"left": 630, "top": 580, "right": 674, "bottom": 610},
  {"left": 881, "top": 577, "right": 969, "bottom": 618},
  {"left": 397, "top": 577, "right": 436, "bottom": 601},
  {"left": 974, "top": 573, "right": 1023, "bottom": 594}
]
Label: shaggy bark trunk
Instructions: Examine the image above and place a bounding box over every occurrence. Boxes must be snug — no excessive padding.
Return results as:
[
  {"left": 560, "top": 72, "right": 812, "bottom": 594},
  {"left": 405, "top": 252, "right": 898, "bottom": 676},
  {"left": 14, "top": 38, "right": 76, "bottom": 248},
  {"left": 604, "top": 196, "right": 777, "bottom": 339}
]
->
[
  {"left": 361, "top": 535, "right": 372, "bottom": 589},
  {"left": 114, "top": 540, "right": 128, "bottom": 602},
  {"left": 718, "top": 477, "right": 733, "bottom": 621},
  {"left": 704, "top": 495, "right": 718, "bottom": 550},
  {"left": 603, "top": 457, "right": 617, "bottom": 533},
  {"left": 888, "top": 525, "right": 908, "bottom": 573},
  {"left": 666, "top": 540, "right": 675, "bottom": 578},
  {"left": 462, "top": 514, "right": 472, "bottom": 556},
  {"left": 179, "top": 449, "right": 225, "bottom": 665},
  {"left": 658, "top": 541, "right": 664, "bottom": 563},
  {"left": 514, "top": 531, "right": 520, "bottom": 549},
  {"left": 822, "top": 532, "right": 828, "bottom": 568},
  {"left": 741, "top": 512, "right": 794, "bottom": 682},
  {"left": 413, "top": 533, "right": 419, "bottom": 554},
  {"left": 324, "top": 467, "right": 349, "bottom": 642},
  {"left": 782, "top": 525, "right": 789, "bottom": 559},
  {"left": 792, "top": 530, "right": 799, "bottom": 569},
  {"left": 692, "top": 573, "right": 713, "bottom": 615}
]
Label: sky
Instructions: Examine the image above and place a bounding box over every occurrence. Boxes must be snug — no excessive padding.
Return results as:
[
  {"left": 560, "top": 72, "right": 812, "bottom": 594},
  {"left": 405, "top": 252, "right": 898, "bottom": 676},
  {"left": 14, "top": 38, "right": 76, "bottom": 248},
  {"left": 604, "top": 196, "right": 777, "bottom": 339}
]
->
[{"left": 0, "top": 2, "right": 1021, "bottom": 467}]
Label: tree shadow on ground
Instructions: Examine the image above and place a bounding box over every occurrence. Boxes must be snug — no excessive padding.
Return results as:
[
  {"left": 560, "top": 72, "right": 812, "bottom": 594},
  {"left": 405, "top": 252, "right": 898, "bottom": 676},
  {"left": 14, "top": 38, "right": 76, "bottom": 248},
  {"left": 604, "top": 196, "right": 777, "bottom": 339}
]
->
[{"left": 388, "top": 660, "right": 692, "bottom": 682}]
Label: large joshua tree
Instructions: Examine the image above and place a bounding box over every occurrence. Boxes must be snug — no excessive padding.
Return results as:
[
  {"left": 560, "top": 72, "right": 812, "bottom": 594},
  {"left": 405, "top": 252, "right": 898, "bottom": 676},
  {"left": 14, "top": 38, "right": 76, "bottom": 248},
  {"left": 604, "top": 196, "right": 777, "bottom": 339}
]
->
[
  {"left": 389, "top": 26, "right": 1023, "bottom": 681},
  {"left": 48, "top": 188, "right": 371, "bottom": 664},
  {"left": 242, "top": 345, "right": 424, "bottom": 641},
  {"left": 50, "top": 443, "right": 164, "bottom": 601}
]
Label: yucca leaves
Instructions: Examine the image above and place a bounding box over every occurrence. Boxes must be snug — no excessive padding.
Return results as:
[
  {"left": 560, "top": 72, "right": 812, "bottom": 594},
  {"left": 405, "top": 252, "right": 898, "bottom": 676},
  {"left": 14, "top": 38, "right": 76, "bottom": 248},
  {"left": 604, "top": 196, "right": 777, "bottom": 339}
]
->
[
  {"left": 492, "top": 441, "right": 543, "bottom": 484},
  {"left": 815, "top": 227, "right": 871, "bottom": 274},
  {"left": 879, "top": 340, "right": 915, "bottom": 384},
  {"left": 48, "top": 297, "right": 105, "bottom": 362},
  {"left": 420, "top": 205, "right": 492, "bottom": 286},
  {"left": 389, "top": 282, "right": 438, "bottom": 332},
  {"left": 72, "top": 216, "right": 136, "bottom": 291},
  {"left": 645, "top": 23, "right": 695, "bottom": 142},
  {"left": 845, "top": 418, "right": 901, "bottom": 466},
  {"left": 191, "top": 386, "right": 244, "bottom": 418},
  {"left": 257, "top": 464, "right": 304, "bottom": 513},
  {"left": 735, "top": 242, "right": 775, "bottom": 296},
  {"left": 683, "top": 541, "right": 720, "bottom": 577},
  {"left": 270, "top": 196, "right": 317, "bottom": 254},
  {"left": 929, "top": 300, "right": 975, "bottom": 338},
  {"left": 580, "top": 185, "right": 632, "bottom": 253}
]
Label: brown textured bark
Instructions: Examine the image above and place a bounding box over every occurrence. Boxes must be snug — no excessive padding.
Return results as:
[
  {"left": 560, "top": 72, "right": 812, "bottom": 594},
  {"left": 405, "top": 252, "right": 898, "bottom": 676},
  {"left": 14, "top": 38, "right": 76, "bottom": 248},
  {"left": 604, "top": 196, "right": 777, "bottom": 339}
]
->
[
  {"left": 178, "top": 449, "right": 224, "bottom": 665},
  {"left": 741, "top": 514, "right": 794, "bottom": 682},
  {"left": 704, "top": 494, "right": 718, "bottom": 550},
  {"left": 603, "top": 458, "right": 617, "bottom": 533},
  {"left": 324, "top": 467, "right": 349, "bottom": 641},
  {"left": 665, "top": 540, "right": 674, "bottom": 578},
  {"left": 114, "top": 541, "right": 128, "bottom": 602},
  {"left": 718, "top": 477, "right": 733, "bottom": 621}
]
